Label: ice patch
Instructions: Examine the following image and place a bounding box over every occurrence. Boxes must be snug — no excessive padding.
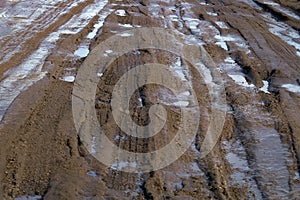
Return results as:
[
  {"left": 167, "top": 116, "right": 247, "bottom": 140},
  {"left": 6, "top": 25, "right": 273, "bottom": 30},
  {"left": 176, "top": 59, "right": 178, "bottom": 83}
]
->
[
  {"left": 259, "top": 80, "right": 271, "bottom": 94},
  {"left": 74, "top": 46, "right": 89, "bottom": 58},
  {"left": 115, "top": 9, "right": 126, "bottom": 16},
  {"left": 282, "top": 84, "right": 300, "bottom": 94},
  {"left": 60, "top": 75, "right": 75, "bottom": 83},
  {"left": 228, "top": 74, "right": 255, "bottom": 88}
]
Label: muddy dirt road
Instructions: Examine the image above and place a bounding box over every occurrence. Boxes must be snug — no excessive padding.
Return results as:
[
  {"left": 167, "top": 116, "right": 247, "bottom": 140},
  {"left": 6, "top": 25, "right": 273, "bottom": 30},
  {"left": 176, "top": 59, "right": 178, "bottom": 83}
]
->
[{"left": 0, "top": 0, "right": 300, "bottom": 199}]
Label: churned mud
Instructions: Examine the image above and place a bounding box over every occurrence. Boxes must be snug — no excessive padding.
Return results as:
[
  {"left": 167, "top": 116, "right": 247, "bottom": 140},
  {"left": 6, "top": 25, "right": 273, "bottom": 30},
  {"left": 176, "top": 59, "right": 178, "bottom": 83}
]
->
[{"left": 0, "top": 0, "right": 300, "bottom": 199}]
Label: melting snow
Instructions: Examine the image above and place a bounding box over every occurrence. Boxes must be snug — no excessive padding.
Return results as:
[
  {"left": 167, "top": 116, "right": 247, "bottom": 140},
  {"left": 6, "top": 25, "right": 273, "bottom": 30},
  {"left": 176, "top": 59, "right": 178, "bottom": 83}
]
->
[
  {"left": 0, "top": 0, "right": 110, "bottom": 121},
  {"left": 262, "top": 13, "right": 300, "bottom": 57}
]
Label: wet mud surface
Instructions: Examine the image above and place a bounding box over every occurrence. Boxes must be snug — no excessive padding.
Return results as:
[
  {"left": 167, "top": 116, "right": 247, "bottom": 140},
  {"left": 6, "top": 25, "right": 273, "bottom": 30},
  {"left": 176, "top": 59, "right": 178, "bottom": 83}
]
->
[{"left": 0, "top": 0, "right": 300, "bottom": 199}]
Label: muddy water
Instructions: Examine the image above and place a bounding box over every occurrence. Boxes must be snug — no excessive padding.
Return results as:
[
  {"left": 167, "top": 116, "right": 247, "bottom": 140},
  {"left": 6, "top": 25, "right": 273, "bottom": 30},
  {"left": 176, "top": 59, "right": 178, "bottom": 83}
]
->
[{"left": 0, "top": 0, "right": 300, "bottom": 199}]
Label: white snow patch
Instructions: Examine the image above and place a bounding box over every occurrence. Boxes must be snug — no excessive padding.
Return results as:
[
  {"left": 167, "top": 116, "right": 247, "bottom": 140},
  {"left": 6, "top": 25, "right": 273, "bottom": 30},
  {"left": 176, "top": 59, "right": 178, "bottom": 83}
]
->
[
  {"left": 215, "top": 21, "right": 229, "bottom": 29},
  {"left": 214, "top": 35, "right": 237, "bottom": 42},
  {"left": 115, "top": 9, "right": 126, "bottom": 16},
  {"left": 87, "top": 7, "right": 111, "bottom": 39},
  {"left": 282, "top": 84, "right": 300, "bottom": 94},
  {"left": 177, "top": 91, "right": 191, "bottom": 99},
  {"left": 97, "top": 72, "right": 103, "bottom": 77},
  {"left": 229, "top": 74, "right": 255, "bottom": 88},
  {"left": 169, "top": 14, "right": 179, "bottom": 22},
  {"left": 74, "top": 46, "right": 89, "bottom": 58},
  {"left": 105, "top": 49, "right": 113, "bottom": 54},
  {"left": 119, "top": 32, "right": 133, "bottom": 37},
  {"left": 119, "top": 23, "right": 134, "bottom": 28},
  {"left": 216, "top": 41, "right": 228, "bottom": 51},
  {"left": 259, "top": 80, "right": 271, "bottom": 94},
  {"left": 224, "top": 57, "right": 235, "bottom": 64},
  {"left": 263, "top": 1, "right": 279, "bottom": 6},
  {"left": 206, "top": 11, "right": 218, "bottom": 16},
  {"left": 172, "top": 100, "right": 189, "bottom": 107},
  {"left": 294, "top": 171, "right": 300, "bottom": 180},
  {"left": 184, "top": 18, "right": 200, "bottom": 30},
  {"left": 138, "top": 96, "right": 143, "bottom": 107},
  {"left": 60, "top": 75, "right": 75, "bottom": 83}
]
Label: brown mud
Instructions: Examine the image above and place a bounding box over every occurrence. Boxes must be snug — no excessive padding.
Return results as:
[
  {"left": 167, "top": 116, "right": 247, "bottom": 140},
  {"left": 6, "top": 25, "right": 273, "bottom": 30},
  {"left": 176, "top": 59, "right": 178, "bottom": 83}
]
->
[{"left": 0, "top": 0, "right": 300, "bottom": 199}]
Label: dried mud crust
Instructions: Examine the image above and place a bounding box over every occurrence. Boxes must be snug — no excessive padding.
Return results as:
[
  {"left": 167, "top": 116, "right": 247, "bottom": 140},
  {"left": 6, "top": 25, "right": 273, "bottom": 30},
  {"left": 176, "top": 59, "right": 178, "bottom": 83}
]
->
[{"left": 0, "top": 0, "right": 300, "bottom": 199}]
